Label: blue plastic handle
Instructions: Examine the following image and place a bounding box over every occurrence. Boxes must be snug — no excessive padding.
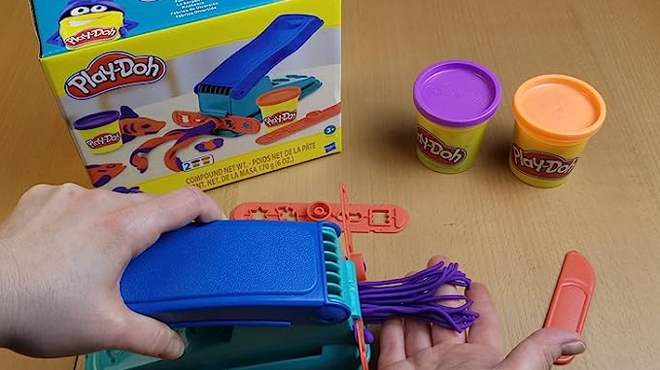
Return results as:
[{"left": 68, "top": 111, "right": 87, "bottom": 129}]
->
[{"left": 120, "top": 220, "right": 350, "bottom": 327}]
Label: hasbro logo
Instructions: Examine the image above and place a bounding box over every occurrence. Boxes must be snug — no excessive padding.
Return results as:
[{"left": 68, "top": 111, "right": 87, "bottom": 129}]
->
[{"left": 325, "top": 142, "right": 337, "bottom": 153}]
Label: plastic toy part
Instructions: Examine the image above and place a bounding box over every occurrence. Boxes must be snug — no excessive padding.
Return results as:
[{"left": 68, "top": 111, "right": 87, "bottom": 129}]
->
[
  {"left": 232, "top": 201, "right": 409, "bottom": 234},
  {"left": 339, "top": 184, "right": 369, "bottom": 370},
  {"left": 256, "top": 103, "right": 342, "bottom": 145},
  {"left": 86, "top": 325, "right": 369, "bottom": 370},
  {"left": 354, "top": 319, "right": 370, "bottom": 370},
  {"left": 339, "top": 188, "right": 368, "bottom": 370},
  {"left": 119, "top": 221, "right": 352, "bottom": 327},
  {"left": 358, "top": 261, "right": 479, "bottom": 333},
  {"left": 543, "top": 251, "right": 596, "bottom": 365},
  {"left": 87, "top": 220, "right": 371, "bottom": 370},
  {"left": 339, "top": 183, "right": 366, "bottom": 283}
]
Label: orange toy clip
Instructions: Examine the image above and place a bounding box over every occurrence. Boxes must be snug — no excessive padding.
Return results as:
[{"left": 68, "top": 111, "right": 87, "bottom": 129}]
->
[
  {"left": 255, "top": 103, "right": 341, "bottom": 145},
  {"left": 339, "top": 183, "right": 367, "bottom": 282},
  {"left": 340, "top": 183, "right": 369, "bottom": 370},
  {"left": 355, "top": 319, "right": 369, "bottom": 370},
  {"left": 543, "top": 251, "right": 596, "bottom": 365}
]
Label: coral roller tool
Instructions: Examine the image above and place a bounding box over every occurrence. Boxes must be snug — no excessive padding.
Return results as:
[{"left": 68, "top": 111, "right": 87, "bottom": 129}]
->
[
  {"left": 543, "top": 251, "right": 596, "bottom": 365},
  {"left": 255, "top": 103, "right": 341, "bottom": 145}
]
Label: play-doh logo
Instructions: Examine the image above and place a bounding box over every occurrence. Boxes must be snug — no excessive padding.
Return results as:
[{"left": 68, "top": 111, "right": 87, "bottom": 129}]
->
[
  {"left": 65, "top": 27, "right": 118, "bottom": 49},
  {"left": 65, "top": 52, "right": 167, "bottom": 100},
  {"left": 85, "top": 132, "right": 122, "bottom": 150},
  {"left": 264, "top": 111, "right": 298, "bottom": 127},
  {"left": 511, "top": 144, "right": 578, "bottom": 179},
  {"left": 417, "top": 126, "right": 466, "bottom": 166}
]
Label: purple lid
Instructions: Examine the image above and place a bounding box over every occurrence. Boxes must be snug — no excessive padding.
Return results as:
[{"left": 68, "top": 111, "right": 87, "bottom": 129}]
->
[
  {"left": 413, "top": 60, "right": 502, "bottom": 128},
  {"left": 74, "top": 111, "right": 121, "bottom": 131}
]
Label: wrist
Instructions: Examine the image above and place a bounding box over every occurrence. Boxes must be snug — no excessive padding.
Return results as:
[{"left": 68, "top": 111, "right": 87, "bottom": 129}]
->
[{"left": 0, "top": 237, "right": 18, "bottom": 348}]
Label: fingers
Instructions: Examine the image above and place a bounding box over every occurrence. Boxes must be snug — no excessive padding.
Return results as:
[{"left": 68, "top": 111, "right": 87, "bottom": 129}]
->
[
  {"left": 466, "top": 283, "right": 504, "bottom": 357},
  {"left": 403, "top": 272, "right": 433, "bottom": 356},
  {"left": 121, "top": 187, "right": 225, "bottom": 256},
  {"left": 427, "top": 255, "right": 466, "bottom": 345},
  {"left": 114, "top": 310, "right": 185, "bottom": 360},
  {"left": 378, "top": 319, "right": 407, "bottom": 368},
  {"left": 496, "top": 328, "right": 585, "bottom": 370}
]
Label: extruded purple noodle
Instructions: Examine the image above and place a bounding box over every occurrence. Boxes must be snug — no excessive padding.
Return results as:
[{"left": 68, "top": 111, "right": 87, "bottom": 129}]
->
[{"left": 358, "top": 262, "right": 479, "bottom": 333}]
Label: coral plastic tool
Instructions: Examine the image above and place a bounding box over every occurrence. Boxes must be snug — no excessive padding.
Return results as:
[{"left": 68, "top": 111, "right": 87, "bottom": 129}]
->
[
  {"left": 172, "top": 111, "right": 261, "bottom": 135},
  {"left": 231, "top": 201, "right": 408, "bottom": 234},
  {"left": 339, "top": 184, "right": 367, "bottom": 282},
  {"left": 543, "top": 251, "right": 596, "bottom": 365},
  {"left": 339, "top": 184, "right": 369, "bottom": 370},
  {"left": 255, "top": 103, "right": 341, "bottom": 145}
]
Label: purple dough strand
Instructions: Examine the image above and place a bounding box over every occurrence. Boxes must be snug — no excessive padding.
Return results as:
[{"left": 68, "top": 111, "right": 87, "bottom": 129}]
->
[{"left": 358, "top": 262, "right": 479, "bottom": 333}]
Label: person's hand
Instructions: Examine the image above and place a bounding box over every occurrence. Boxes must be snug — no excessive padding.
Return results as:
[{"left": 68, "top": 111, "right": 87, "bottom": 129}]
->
[
  {"left": 378, "top": 256, "right": 586, "bottom": 370},
  {"left": 0, "top": 184, "right": 225, "bottom": 359}
]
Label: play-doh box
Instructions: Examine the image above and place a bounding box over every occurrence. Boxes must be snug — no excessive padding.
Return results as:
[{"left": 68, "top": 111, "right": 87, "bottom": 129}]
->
[{"left": 30, "top": 0, "right": 343, "bottom": 194}]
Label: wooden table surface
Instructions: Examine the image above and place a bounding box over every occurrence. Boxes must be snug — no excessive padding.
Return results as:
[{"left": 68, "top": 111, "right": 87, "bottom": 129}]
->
[{"left": 1, "top": 0, "right": 659, "bottom": 369}]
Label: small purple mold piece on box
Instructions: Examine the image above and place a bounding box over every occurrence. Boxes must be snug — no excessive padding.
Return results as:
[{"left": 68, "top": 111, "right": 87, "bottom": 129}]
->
[
  {"left": 195, "top": 138, "right": 225, "bottom": 153},
  {"left": 113, "top": 186, "right": 143, "bottom": 194}
]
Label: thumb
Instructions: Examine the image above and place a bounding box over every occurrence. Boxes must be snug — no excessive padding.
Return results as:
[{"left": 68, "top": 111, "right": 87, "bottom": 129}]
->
[
  {"left": 496, "top": 328, "right": 586, "bottom": 370},
  {"left": 114, "top": 310, "right": 185, "bottom": 360}
]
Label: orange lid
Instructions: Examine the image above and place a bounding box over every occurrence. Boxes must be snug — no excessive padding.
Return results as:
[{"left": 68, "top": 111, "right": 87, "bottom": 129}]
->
[
  {"left": 256, "top": 87, "right": 302, "bottom": 107},
  {"left": 513, "top": 75, "right": 606, "bottom": 141}
]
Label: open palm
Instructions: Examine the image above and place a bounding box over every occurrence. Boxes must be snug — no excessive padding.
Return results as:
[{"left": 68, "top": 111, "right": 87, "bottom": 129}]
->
[{"left": 378, "top": 257, "right": 586, "bottom": 370}]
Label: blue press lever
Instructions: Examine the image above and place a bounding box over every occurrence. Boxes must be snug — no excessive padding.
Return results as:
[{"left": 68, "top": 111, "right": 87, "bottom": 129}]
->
[{"left": 120, "top": 220, "right": 351, "bottom": 328}]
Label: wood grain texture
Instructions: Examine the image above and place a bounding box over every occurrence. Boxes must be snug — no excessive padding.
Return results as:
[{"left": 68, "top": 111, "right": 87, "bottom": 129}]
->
[{"left": 1, "top": 0, "right": 659, "bottom": 369}]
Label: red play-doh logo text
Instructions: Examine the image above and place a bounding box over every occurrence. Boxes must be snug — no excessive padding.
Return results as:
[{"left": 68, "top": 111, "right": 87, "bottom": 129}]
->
[
  {"left": 85, "top": 132, "right": 121, "bottom": 150},
  {"left": 65, "top": 27, "right": 118, "bottom": 49},
  {"left": 264, "top": 111, "right": 297, "bottom": 127},
  {"left": 65, "top": 52, "right": 167, "bottom": 100},
  {"left": 511, "top": 144, "right": 578, "bottom": 179},
  {"left": 417, "top": 126, "right": 466, "bottom": 166}
]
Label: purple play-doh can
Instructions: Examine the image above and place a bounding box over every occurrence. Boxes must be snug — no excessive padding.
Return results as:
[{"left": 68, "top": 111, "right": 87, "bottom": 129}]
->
[{"left": 414, "top": 60, "right": 502, "bottom": 174}]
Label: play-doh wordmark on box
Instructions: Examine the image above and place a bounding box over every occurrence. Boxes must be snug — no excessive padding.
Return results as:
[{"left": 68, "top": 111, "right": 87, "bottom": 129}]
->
[{"left": 30, "top": 0, "right": 342, "bottom": 194}]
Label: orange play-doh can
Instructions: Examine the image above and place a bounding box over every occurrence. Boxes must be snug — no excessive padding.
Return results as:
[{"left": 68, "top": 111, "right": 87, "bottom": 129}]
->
[
  {"left": 509, "top": 75, "right": 606, "bottom": 188},
  {"left": 257, "top": 87, "right": 302, "bottom": 132}
]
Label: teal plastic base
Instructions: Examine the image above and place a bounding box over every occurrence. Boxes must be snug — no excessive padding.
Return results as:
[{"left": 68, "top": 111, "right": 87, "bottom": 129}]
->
[{"left": 86, "top": 323, "right": 370, "bottom": 370}]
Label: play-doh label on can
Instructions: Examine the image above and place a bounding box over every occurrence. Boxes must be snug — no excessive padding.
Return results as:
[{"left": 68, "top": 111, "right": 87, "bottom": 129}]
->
[
  {"left": 257, "top": 87, "right": 301, "bottom": 132},
  {"left": 417, "top": 125, "right": 467, "bottom": 166},
  {"left": 74, "top": 110, "right": 123, "bottom": 155},
  {"left": 510, "top": 75, "right": 606, "bottom": 188},
  {"left": 413, "top": 60, "right": 502, "bottom": 174}
]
